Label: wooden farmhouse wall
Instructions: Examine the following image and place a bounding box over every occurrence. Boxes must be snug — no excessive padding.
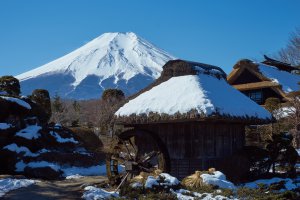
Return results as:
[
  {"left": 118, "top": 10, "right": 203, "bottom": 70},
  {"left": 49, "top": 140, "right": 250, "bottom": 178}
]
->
[{"left": 134, "top": 121, "right": 245, "bottom": 179}]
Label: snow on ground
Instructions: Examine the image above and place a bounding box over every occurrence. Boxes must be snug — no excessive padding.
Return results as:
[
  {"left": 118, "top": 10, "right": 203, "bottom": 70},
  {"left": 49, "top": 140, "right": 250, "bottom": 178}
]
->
[
  {"left": 82, "top": 186, "right": 119, "bottom": 200},
  {"left": 258, "top": 64, "right": 300, "bottom": 93},
  {"left": 274, "top": 106, "right": 295, "bottom": 119},
  {"left": 0, "top": 123, "right": 11, "bottom": 130},
  {"left": 49, "top": 131, "right": 78, "bottom": 144},
  {"left": 201, "top": 171, "right": 236, "bottom": 190},
  {"left": 145, "top": 173, "right": 180, "bottom": 188},
  {"left": 15, "top": 161, "right": 107, "bottom": 177},
  {"left": 15, "top": 125, "right": 41, "bottom": 139},
  {"left": 0, "top": 96, "right": 31, "bottom": 109},
  {"left": 116, "top": 74, "right": 271, "bottom": 120},
  {"left": 171, "top": 189, "right": 235, "bottom": 200},
  {"left": 243, "top": 177, "right": 298, "bottom": 191},
  {"left": 62, "top": 165, "right": 106, "bottom": 176},
  {"left": 16, "top": 161, "right": 60, "bottom": 172},
  {"left": 65, "top": 174, "right": 84, "bottom": 179},
  {"left": 0, "top": 178, "right": 35, "bottom": 197},
  {"left": 0, "top": 91, "right": 8, "bottom": 95},
  {"left": 3, "top": 143, "right": 39, "bottom": 157}
]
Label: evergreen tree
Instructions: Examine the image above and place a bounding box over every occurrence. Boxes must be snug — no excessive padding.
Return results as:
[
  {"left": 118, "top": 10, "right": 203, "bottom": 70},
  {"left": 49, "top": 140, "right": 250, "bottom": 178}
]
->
[
  {"left": 51, "top": 93, "right": 66, "bottom": 124},
  {"left": 31, "top": 89, "right": 52, "bottom": 124},
  {"left": 71, "top": 100, "right": 81, "bottom": 127},
  {"left": 0, "top": 76, "right": 21, "bottom": 96}
]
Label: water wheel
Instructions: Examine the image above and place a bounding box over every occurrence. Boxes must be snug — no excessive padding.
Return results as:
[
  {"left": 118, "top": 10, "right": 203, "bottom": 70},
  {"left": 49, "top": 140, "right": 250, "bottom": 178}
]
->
[{"left": 106, "top": 129, "right": 169, "bottom": 187}]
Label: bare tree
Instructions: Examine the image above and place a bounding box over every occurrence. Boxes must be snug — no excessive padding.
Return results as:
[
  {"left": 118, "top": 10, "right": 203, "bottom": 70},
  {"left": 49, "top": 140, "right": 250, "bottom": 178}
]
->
[
  {"left": 285, "top": 92, "right": 300, "bottom": 147},
  {"left": 278, "top": 28, "right": 300, "bottom": 66}
]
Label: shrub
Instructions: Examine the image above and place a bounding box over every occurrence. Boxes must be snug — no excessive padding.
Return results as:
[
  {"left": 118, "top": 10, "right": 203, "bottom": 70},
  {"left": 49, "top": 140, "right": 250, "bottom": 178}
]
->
[
  {"left": 68, "top": 127, "right": 103, "bottom": 152},
  {"left": 236, "top": 186, "right": 299, "bottom": 200},
  {"left": 30, "top": 89, "right": 52, "bottom": 124},
  {"left": 119, "top": 182, "right": 177, "bottom": 200},
  {"left": 0, "top": 76, "right": 20, "bottom": 96},
  {"left": 266, "top": 132, "right": 298, "bottom": 176},
  {"left": 102, "top": 89, "right": 125, "bottom": 104},
  {"left": 265, "top": 97, "right": 281, "bottom": 113}
]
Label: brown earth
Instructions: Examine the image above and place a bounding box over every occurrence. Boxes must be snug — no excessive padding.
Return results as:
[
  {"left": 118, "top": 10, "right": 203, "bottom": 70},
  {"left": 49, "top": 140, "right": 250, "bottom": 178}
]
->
[{"left": 2, "top": 176, "right": 107, "bottom": 200}]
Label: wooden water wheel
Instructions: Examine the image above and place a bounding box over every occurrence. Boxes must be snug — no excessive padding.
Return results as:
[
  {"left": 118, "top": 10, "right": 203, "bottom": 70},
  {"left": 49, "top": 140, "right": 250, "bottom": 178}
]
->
[{"left": 106, "top": 129, "right": 169, "bottom": 187}]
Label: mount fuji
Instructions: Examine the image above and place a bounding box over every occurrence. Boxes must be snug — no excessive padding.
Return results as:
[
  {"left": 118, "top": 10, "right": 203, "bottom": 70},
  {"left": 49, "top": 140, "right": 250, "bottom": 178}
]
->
[{"left": 17, "top": 32, "right": 175, "bottom": 99}]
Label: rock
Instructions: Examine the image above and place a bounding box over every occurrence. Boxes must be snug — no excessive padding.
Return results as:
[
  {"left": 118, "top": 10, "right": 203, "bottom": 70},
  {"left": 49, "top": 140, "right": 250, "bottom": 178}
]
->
[
  {"left": 24, "top": 166, "right": 63, "bottom": 180},
  {"left": 0, "top": 149, "right": 18, "bottom": 174}
]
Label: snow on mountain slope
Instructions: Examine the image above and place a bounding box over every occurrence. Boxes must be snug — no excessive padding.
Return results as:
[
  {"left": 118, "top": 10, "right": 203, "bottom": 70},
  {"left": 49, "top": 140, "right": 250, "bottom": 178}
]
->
[{"left": 17, "top": 32, "right": 175, "bottom": 99}]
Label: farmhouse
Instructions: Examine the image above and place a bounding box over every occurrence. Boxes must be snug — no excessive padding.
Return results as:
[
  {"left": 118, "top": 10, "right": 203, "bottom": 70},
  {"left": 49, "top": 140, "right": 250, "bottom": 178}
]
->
[
  {"left": 110, "top": 60, "right": 272, "bottom": 181},
  {"left": 227, "top": 56, "right": 300, "bottom": 106}
]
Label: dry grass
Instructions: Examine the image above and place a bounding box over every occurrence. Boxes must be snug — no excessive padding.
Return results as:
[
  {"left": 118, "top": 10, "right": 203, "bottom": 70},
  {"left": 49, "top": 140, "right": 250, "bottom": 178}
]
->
[{"left": 181, "top": 169, "right": 215, "bottom": 189}]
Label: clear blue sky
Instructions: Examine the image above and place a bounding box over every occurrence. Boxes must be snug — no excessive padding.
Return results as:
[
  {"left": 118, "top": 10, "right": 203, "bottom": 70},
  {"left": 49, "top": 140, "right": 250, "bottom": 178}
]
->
[{"left": 0, "top": 0, "right": 299, "bottom": 76}]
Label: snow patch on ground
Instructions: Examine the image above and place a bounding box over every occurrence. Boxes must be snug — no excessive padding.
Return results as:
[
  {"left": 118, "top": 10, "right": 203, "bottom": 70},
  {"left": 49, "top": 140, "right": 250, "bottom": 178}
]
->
[
  {"left": 274, "top": 106, "right": 295, "bottom": 119},
  {"left": 82, "top": 186, "right": 119, "bottom": 200},
  {"left": 15, "top": 125, "right": 41, "bottom": 139},
  {"left": 49, "top": 131, "right": 78, "bottom": 144},
  {"left": 15, "top": 161, "right": 107, "bottom": 177},
  {"left": 3, "top": 143, "right": 39, "bottom": 157},
  {"left": 0, "top": 96, "right": 31, "bottom": 109},
  {"left": 0, "top": 178, "right": 35, "bottom": 197},
  {"left": 145, "top": 173, "right": 180, "bottom": 188},
  {"left": 65, "top": 174, "right": 84, "bottom": 179},
  {"left": 144, "top": 176, "right": 159, "bottom": 188},
  {"left": 201, "top": 171, "right": 236, "bottom": 189},
  {"left": 0, "top": 123, "right": 11, "bottom": 130},
  {"left": 172, "top": 189, "right": 234, "bottom": 200},
  {"left": 62, "top": 165, "right": 106, "bottom": 176},
  {"left": 16, "top": 161, "right": 60, "bottom": 172},
  {"left": 243, "top": 177, "right": 298, "bottom": 191}
]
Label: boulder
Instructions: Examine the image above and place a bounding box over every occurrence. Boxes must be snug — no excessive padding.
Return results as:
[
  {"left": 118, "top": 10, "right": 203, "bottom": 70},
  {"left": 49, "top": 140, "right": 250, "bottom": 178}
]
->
[{"left": 24, "top": 166, "right": 63, "bottom": 180}]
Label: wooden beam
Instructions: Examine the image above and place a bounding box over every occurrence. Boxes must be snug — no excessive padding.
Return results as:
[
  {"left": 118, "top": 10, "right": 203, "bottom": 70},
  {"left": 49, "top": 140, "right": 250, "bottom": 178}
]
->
[{"left": 232, "top": 81, "right": 280, "bottom": 91}]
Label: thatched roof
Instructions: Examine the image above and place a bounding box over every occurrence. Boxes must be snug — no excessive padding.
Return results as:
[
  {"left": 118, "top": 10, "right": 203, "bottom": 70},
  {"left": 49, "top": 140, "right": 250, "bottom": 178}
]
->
[
  {"left": 228, "top": 59, "right": 300, "bottom": 101},
  {"left": 262, "top": 55, "right": 298, "bottom": 73},
  {"left": 115, "top": 60, "right": 272, "bottom": 125}
]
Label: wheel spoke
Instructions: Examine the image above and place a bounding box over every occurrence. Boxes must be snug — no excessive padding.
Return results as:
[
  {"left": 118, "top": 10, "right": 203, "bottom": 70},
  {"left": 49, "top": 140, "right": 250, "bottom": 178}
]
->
[
  {"left": 123, "top": 140, "right": 135, "bottom": 160},
  {"left": 115, "top": 172, "right": 130, "bottom": 191},
  {"left": 106, "top": 130, "right": 167, "bottom": 186},
  {"left": 140, "top": 151, "right": 158, "bottom": 163}
]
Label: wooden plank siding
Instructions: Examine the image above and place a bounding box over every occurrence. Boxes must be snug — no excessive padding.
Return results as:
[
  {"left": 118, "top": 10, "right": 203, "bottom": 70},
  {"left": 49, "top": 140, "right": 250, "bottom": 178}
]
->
[{"left": 134, "top": 122, "right": 245, "bottom": 179}]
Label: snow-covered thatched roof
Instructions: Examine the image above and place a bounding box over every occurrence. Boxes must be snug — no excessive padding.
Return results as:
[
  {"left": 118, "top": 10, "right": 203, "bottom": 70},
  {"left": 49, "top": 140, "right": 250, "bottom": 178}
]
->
[
  {"left": 258, "top": 64, "right": 300, "bottom": 93},
  {"left": 228, "top": 59, "right": 300, "bottom": 96},
  {"left": 115, "top": 60, "right": 272, "bottom": 124}
]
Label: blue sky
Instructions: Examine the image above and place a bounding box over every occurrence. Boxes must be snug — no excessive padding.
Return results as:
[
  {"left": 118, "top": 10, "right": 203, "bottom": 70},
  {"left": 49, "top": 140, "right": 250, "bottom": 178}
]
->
[{"left": 0, "top": 0, "right": 299, "bottom": 76}]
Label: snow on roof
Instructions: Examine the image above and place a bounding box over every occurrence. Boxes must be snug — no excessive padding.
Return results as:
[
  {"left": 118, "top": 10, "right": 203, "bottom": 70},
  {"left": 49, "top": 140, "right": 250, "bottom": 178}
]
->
[
  {"left": 0, "top": 96, "right": 31, "bottom": 109},
  {"left": 115, "top": 73, "right": 272, "bottom": 120},
  {"left": 258, "top": 64, "right": 300, "bottom": 93}
]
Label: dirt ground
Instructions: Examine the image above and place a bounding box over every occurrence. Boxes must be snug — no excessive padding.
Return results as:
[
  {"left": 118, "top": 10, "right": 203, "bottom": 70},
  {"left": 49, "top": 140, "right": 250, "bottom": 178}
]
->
[{"left": 2, "top": 176, "right": 107, "bottom": 200}]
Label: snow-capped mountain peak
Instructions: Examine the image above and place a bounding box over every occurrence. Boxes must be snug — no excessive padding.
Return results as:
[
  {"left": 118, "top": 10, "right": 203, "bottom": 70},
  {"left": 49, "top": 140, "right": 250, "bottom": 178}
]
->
[{"left": 17, "top": 32, "right": 175, "bottom": 99}]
